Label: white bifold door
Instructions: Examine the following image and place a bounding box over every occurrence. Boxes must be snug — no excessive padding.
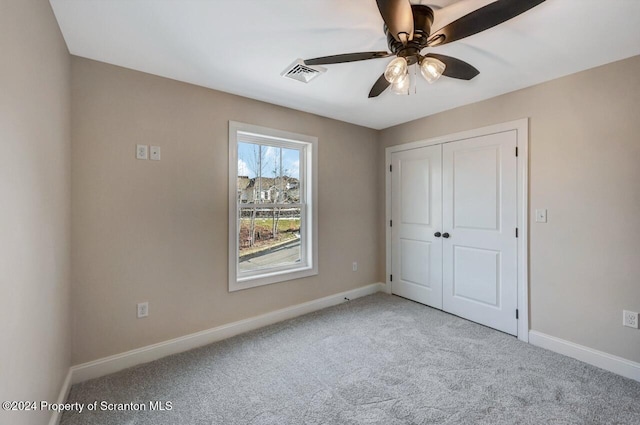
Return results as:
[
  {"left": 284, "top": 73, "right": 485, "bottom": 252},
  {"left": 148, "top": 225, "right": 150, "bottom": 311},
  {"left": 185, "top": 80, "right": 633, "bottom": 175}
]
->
[{"left": 391, "top": 130, "right": 518, "bottom": 336}]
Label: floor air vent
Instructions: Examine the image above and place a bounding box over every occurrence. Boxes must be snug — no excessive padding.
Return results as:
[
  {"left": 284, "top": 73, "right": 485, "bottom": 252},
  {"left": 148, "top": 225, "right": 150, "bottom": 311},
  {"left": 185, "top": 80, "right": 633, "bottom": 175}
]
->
[{"left": 281, "top": 59, "right": 326, "bottom": 83}]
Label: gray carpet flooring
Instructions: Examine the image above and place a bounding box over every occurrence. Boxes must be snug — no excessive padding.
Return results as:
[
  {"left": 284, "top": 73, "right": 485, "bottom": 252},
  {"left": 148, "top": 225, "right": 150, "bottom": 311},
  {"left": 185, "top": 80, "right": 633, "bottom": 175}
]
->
[{"left": 61, "top": 293, "right": 640, "bottom": 425}]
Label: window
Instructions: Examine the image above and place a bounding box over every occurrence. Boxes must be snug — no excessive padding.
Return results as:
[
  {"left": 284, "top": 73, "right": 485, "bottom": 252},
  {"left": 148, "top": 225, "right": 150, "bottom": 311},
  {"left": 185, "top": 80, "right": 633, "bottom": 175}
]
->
[{"left": 228, "top": 121, "right": 318, "bottom": 291}]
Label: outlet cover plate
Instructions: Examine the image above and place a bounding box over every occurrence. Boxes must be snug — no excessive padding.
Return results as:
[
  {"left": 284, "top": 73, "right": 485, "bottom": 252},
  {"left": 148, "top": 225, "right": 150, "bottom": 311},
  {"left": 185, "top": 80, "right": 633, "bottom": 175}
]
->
[
  {"left": 623, "top": 310, "right": 638, "bottom": 328},
  {"left": 137, "top": 302, "right": 149, "bottom": 318},
  {"left": 136, "top": 144, "right": 148, "bottom": 160}
]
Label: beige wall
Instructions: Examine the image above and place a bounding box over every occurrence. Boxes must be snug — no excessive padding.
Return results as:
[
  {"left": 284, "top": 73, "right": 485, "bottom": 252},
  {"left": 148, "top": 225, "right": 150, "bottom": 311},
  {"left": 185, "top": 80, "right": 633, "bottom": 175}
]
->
[
  {"left": 0, "top": 1, "right": 71, "bottom": 424},
  {"left": 378, "top": 55, "right": 640, "bottom": 363},
  {"left": 70, "top": 57, "right": 379, "bottom": 364}
]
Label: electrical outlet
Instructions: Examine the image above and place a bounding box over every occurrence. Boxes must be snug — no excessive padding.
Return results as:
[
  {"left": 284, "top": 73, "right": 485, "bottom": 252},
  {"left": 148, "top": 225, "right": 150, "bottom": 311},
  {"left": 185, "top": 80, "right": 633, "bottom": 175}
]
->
[
  {"left": 137, "top": 302, "right": 149, "bottom": 319},
  {"left": 136, "top": 144, "right": 148, "bottom": 160},
  {"left": 623, "top": 310, "right": 638, "bottom": 328},
  {"left": 352, "top": 262, "right": 358, "bottom": 272}
]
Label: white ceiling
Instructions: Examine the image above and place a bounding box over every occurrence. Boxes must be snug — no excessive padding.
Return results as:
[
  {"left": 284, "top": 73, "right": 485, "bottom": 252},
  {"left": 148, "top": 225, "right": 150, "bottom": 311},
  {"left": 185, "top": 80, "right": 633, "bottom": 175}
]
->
[{"left": 50, "top": 0, "right": 640, "bottom": 130}]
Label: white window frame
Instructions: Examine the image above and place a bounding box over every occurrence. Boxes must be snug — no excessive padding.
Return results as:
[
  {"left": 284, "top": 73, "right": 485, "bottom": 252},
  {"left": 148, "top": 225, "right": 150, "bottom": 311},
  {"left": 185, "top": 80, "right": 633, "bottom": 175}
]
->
[{"left": 228, "top": 121, "right": 318, "bottom": 292}]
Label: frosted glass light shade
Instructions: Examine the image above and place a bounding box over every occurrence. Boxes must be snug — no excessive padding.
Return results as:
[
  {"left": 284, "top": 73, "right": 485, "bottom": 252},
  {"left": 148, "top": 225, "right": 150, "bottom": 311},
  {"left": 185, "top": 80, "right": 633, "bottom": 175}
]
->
[
  {"left": 391, "top": 73, "right": 409, "bottom": 95},
  {"left": 384, "top": 57, "right": 408, "bottom": 84},
  {"left": 420, "top": 57, "right": 446, "bottom": 83}
]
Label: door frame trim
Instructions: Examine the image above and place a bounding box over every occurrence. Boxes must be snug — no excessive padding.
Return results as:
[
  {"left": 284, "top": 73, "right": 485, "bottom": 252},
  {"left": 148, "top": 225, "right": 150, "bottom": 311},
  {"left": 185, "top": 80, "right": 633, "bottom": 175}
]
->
[{"left": 385, "top": 118, "right": 530, "bottom": 342}]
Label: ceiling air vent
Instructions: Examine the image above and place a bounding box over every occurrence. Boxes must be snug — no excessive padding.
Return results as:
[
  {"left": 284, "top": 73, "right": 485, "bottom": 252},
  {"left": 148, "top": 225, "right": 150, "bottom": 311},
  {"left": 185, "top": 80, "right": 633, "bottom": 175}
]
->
[{"left": 281, "top": 59, "right": 327, "bottom": 83}]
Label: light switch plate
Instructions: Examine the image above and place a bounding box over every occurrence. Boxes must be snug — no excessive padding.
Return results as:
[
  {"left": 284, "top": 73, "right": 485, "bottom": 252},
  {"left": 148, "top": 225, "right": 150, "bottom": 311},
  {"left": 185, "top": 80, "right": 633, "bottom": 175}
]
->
[
  {"left": 150, "top": 146, "right": 161, "bottom": 161},
  {"left": 136, "top": 144, "right": 148, "bottom": 160},
  {"left": 535, "top": 209, "right": 547, "bottom": 223}
]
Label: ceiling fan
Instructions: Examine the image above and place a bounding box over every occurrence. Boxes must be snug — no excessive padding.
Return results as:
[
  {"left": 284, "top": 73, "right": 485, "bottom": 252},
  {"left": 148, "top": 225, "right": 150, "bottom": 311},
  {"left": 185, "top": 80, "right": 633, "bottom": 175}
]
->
[{"left": 304, "top": 0, "right": 546, "bottom": 97}]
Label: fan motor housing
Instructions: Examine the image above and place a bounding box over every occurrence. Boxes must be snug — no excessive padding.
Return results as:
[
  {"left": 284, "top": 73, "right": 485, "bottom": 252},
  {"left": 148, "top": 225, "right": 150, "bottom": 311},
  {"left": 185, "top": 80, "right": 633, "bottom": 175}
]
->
[
  {"left": 386, "top": 4, "right": 434, "bottom": 61},
  {"left": 412, "top": 5, "right": 434, "bottom": 40}
]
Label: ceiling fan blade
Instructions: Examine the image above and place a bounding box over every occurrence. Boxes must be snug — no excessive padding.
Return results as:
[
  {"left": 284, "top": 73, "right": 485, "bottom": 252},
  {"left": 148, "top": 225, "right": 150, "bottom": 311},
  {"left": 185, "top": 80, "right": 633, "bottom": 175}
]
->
[
  {"left": 428, "top": 0, "right": 546, "bottom": 47},
  {"left": 376, "top": 0, "right": 414, "bottom": 43},
  {"left": 304, "top": 52, "right": 392, "bottom": 66},
  {"left": 368, "top": 73, "right": 391, "bottom": 98},
  {"left": 425, "top": 53, "right": 479, "bottom": 80}
]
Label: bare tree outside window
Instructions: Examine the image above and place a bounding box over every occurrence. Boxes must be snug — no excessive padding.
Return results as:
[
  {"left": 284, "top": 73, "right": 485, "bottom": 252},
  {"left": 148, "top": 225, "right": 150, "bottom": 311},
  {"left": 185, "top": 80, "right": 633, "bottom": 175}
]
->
[{"left": 238, "top": 143, "right": 270, "bottom": 247}]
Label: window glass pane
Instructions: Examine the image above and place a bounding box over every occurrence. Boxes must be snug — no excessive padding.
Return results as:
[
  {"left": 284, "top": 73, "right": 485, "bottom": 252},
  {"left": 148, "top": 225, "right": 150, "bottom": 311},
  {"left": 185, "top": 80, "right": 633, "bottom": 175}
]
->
[
  {"left": 281, "top": 147, "right": 301, "bottom": 203},
  {"left": 238, "top": 142, "right": 263, "bottom": 203},
  {"left": 239, "top": 207, "right": 302, "bottom": 273},
  {"left": 237, "top": 142, "right": 301, "bottom": 205}
]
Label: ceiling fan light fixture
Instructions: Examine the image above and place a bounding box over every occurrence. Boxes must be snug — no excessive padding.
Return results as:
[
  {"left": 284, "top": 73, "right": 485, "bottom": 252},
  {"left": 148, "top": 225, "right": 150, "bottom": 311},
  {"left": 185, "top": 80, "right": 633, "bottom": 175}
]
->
[
  {"left": 384, "top": 57, "right": 408, "bottom": 84},
  {"left": 420, "top": 57, "right": 446, "bottom": 84},
  {"left": 391, "top": 73, "right": 410, "bottom": 95}
]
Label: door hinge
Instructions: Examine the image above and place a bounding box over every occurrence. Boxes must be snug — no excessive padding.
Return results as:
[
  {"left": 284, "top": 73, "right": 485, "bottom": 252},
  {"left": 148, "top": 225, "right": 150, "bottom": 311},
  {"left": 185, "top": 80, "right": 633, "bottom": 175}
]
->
[
  {"left": 390, "top": 274, "right": 393, "bottom": 282},
  {"left": 390, "top": 220, "right": 392, "bottom": 227},
  {"left": 515, "top": 228, "right": 518, "bottom": 238},
  {"left": 516, "top": 309, "right": 519, "bottom": 320},
  {"left": 515, "top": 147, "right": 519, "bottom": 157},
  {"left": 389, "top": 164, "right": 392, "bottom": 172}
]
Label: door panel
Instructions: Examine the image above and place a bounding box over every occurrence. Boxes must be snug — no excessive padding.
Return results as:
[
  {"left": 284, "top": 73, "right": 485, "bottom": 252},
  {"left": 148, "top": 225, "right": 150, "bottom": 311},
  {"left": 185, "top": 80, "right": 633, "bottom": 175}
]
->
[
  {"left": 400, "top": 239, "right": 431, "bottom": 287},
  {"left": 442, "top": 131, "right": 518, "bottom": 335},
  {"left": 391, "top": 146, "right": 442, "bottom": 308},
  {"left": 453, "top": 246, "right": 500, "bottom": 306},
  {"left": 452, "top": 146, "right": 500, "bottom": 230},
  {"left": 400, "top": 158, "right": 432, "bottom": 226}
]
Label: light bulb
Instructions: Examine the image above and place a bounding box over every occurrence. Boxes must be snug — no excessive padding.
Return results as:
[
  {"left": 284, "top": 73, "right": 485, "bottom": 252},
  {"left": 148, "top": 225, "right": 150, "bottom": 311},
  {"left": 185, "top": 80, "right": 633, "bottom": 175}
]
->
[
  {"left": 420, "top": 57, "right": 446, "bottom": 84},
  {"left": 384, "top": 57, "right": 408, "bottom": 84},
  {"left": 391, "top": 73, "right": 409, "bottom": 95}
]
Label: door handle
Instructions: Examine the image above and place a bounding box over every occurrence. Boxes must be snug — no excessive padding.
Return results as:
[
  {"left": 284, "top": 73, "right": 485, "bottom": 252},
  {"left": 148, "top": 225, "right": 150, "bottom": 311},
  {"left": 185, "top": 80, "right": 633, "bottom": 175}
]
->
[
  {"left": 434, "top": 232, "right": 441, "bottom": 238},
  {"left": 442, "top": 232, "right": 450, "bottom": 238}
]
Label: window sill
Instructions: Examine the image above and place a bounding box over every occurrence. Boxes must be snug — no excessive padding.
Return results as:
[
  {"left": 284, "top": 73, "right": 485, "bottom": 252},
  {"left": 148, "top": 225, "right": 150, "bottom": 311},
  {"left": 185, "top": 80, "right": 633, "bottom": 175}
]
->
[{"left": 230, "top": 266, "right": 318, "bottom": 292}]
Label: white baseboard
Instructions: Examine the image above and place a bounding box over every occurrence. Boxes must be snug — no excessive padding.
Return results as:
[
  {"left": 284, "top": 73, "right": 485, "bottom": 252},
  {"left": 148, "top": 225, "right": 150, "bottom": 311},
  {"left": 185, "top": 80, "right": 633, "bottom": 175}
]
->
[
  {"left": 529, "top": 330, "right": 640, "bottom": 382},
  {"left": 48, "top": 369, "right": 72, "bottom": 425},
  {"left": 69, "top": 282, "right": 385, "bottom": 385}
]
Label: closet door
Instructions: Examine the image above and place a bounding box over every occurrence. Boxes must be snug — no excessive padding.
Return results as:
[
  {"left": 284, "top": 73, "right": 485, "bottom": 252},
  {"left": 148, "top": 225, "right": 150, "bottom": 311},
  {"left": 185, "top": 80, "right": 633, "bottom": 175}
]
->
[
  {"left": 391, "top": 146, "right": 442, "bottom": 309},
  {"left": 442, "top": 131, "right": 518, "bottom": 335}
]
